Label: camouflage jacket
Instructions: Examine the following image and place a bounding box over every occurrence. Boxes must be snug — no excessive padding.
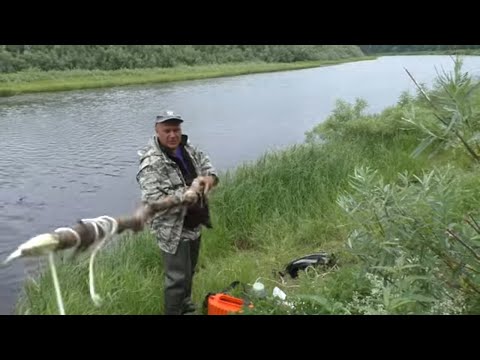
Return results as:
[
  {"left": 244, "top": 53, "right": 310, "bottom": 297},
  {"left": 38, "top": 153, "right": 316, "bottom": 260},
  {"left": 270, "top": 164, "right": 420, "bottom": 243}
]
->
[{"left": 136, "top": 134, "right": 218, "bottom": 254}]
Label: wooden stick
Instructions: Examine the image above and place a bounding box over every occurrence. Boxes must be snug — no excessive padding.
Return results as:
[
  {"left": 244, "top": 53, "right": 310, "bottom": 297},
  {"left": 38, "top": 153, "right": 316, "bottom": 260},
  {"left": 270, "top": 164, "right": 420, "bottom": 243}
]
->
[{"left": 3, "top": 180, "right": 204, "bottom": 263}]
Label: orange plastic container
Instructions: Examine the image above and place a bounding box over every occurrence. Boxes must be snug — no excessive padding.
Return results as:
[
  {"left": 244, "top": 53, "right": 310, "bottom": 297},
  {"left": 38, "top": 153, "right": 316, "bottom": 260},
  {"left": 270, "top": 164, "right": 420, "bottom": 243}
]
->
[{"left": 207, "top": 293, "right": 254, "bottom": 315}]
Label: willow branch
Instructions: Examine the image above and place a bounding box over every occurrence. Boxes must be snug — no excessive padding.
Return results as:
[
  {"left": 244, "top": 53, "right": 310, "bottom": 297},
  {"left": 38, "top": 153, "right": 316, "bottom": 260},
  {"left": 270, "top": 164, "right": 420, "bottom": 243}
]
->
[
  {"left": 465, "top": 214, "right": 480, "bottom": 234},
  {"left": 446, "top": 229, "right": 480, "bottom": 262},
  {"left": 404, "top": 67, "right": 480, "bottom": 163}
]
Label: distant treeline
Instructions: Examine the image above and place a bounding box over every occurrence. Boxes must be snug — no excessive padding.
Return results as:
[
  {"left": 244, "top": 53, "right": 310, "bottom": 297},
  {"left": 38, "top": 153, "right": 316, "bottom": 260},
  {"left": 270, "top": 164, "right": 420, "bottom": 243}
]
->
[
  {"left": 0, "top": 45, "right": 364, "bottom": 73},
  {"left": 360, "top": 45, "right": 480, "bottom": 54}
]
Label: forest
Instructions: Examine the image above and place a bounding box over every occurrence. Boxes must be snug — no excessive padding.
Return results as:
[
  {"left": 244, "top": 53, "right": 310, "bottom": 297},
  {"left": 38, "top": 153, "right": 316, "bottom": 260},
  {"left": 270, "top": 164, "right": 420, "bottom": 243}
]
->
[{"left": 0, "top": 45, "right": 364, "bottom": 73}]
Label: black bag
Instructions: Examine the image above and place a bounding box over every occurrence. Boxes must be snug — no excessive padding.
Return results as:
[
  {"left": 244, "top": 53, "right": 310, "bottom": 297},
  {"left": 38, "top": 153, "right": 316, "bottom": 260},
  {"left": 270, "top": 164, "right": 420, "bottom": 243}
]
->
[
  {"left": 281, "top": 252, "right": 336, "bottom": 279},
  {"left": 184, "top": 194, "right": 212, "bottom": 229}
]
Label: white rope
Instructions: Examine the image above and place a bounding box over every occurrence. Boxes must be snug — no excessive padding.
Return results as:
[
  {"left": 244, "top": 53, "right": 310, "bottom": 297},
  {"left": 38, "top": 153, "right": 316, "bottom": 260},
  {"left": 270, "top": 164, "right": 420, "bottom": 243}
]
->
[
  {"left": 41, "top": 227, "right": 81, "bottom": 315},
  {"left": 40, "top": 226, "right": 82, "bottom": 315},
  {"left": 48, "top": 252, "right": 65, "bottom": 315},
  {"left": 3, "top": 218, "right": 118, "bottom": 314},
  {"left": 81, "top": 216, "right": 118, "bottom": 307}
]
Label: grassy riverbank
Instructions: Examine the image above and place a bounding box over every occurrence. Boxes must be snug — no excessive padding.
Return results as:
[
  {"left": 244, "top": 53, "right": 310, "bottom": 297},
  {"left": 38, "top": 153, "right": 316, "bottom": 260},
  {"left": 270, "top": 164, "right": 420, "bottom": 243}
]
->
[
  {"left": 0, "top": 57, "right": 375, "bottom": 97},
  {"left": 16, "top": 57, "right": 480, "bottom": 315},
  {"left": 374, "top": 50, "right": 480, "bottom": 56}
]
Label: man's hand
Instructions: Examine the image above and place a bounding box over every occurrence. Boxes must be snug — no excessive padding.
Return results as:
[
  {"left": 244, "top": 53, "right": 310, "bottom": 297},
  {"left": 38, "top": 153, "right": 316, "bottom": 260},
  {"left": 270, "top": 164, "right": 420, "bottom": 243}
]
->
[
  {"left": 196, "top": 175, "right": 217, "bottom": 195},
  {"left": 182, "top": 176, "right": 217, "bottom": 205},
  {"left": 183, "top": 189, "right": 200, "bottom": 205}
]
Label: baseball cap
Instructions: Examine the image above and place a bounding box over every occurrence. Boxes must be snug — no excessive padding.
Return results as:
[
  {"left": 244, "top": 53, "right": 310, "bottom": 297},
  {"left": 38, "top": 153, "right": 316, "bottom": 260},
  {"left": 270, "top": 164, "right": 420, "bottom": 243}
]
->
[{"left": 155, "top": 110, "right": 184, "bottom": 124}]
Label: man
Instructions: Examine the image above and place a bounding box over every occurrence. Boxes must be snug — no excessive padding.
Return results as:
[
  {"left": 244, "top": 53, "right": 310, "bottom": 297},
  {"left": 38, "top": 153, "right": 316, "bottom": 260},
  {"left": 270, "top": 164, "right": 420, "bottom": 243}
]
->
[{"left": 136, "top": 110, "right": 218, "bottom": 315}]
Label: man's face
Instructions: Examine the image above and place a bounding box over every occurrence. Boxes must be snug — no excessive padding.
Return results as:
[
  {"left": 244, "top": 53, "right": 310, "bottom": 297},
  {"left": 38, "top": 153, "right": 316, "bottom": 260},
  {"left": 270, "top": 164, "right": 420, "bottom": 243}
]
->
[{"left": 156, "top": 121, "right": 182, "bottom": 151}]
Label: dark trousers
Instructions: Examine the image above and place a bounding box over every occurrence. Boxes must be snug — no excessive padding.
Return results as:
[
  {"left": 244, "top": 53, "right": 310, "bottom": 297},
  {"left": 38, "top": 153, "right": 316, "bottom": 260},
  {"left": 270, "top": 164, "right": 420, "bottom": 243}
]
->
[{"left": 162, "top": 238, "right": 201, "bottom": 315}]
